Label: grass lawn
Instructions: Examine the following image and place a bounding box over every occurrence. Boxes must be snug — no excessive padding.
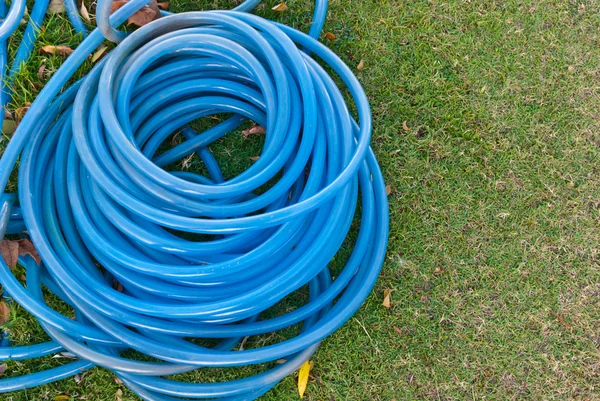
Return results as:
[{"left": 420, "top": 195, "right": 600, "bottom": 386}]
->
[{"left": 3, "top": 0, "right": 600, "bottom": 400}]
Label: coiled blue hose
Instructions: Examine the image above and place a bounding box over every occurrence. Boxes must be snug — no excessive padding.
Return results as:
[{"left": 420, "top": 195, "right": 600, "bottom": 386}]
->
[{"left": 0, "top": 1, "right": 389, "bottom": 399}]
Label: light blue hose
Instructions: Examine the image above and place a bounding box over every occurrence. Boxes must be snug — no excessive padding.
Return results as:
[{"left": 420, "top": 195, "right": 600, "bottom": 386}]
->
[{"left": 0, "top": 1, "right": 388, "bottom": 400}]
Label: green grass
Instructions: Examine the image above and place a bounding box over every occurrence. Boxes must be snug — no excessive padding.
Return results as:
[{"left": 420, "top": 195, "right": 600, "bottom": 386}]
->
[{"left": 3, "top": 0, "right": 600, "bottom": 399}]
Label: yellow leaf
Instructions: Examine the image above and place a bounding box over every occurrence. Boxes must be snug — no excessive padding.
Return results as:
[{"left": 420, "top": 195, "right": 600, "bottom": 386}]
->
[
  {"left": 382, "top": 289, "right": 391, "bottom": 308},
  {"left": 79, "top": 2, "right": 90, "bottom": 23},
  {"left": 272, "top": 2, "right": 288, "bottom": 12},
  {"left": 297, "top": 360, "right": 312, "bottom": 398},
  {"left": 92, "top": 44, "right": 108, "bottom": 63},
  {"left": 54, "top": 396, "right": 70, "bottom": 401}
]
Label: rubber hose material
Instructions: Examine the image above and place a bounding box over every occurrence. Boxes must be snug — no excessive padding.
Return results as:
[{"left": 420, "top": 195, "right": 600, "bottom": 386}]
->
[{"left": 0, "top": 9, "right": 389, "bottom": 401}]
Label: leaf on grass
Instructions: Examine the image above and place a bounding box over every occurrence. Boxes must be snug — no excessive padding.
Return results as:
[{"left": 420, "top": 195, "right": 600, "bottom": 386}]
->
[
  {"left": 0, "top": 302, "right": 10, "bottom": 324},
  {"left": 115, "top": 377, "right": 123, "bottom": 384},
  {"left": 14, "top": 102, "right": 31, "bottom": 122},
  {"left": 80, "top": 2, "right": 91, "bottom": 23},
  {"left": 386, "top": 185, "right": 392, "bottom": 196},
  {"left": 20, "top": 6, "right": 28, "bottom": 25},
  {"left": 53, "top": 396, "right": 70, "bottom": 401},
  {"left": 0, "top": 363, "right": 6, "bottom": 375},
  {"left": 297, "top": 360, "right": 312, "bottom": 398},
  {"left": 116, "top": 388, "right": 123, "bottom": 401},
  {"left": 0, "top": 240, "right": 19, "bottom": 269},
  {"left": 74, "top": 373, "right": 83, "bottom": 384},
  {"left": 276, "top": 359, "right": 287, "bottom": 364},
  {"left": 41, "top": 45, "right": 74, "bottom": 57},
  {"left": 242, "top": 125, "right": 266, "bottom": 138},
  {"left": 382, "top": 288, "right": 391, "bottom": 308},
  {"left": 47, "top": 0, "right": 65, "bottom": 14},
  {"left": 402, "top": 120, "right": 409, "bottom": 132},
  {"left": 91, "top": 44, "right": 108, "bottom": 63},
  {"left": 357, "top": 59, "right": 364, "bottom": 70},
  {"left": 393, "top": 326, "right": 402, "bottom": 335},
  {"left": 249, "top": 156, "right": 260, "bottom": 161},
  {"left": 157, "top": 1, "right": 170, "bottom": 10},
  {"left": 2, "top": 119, "right": 17, "bottom": 136},
  {"left": 38, "top": 64, "right": 47, "bottom": 79},
  {"left": 325, "top": 32, "right": 336, "bottom": 41},
  {"left": 551, "top": 311, "right": 571, "bottom": 328},
  {"left": 53, "top": 351, "right": 77, "bottom": 359},
  {"left": 17, "top": 239, "right": 41, "bottom": 265},
  {"left": 112, "top": 0, "right": 161, "bottom": 27},
  {"left": 272, "top": 2, "right": 288, "bottom": 12}
]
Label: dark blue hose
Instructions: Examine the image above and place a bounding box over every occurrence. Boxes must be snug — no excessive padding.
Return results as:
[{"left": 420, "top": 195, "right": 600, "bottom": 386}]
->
[{"left": 0, "top": 2, "right": 388, "bottom": 400}]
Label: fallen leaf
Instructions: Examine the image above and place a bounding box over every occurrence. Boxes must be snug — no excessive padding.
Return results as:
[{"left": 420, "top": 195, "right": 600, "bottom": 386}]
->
[
  {"left": 0, "top": 363, "right": 6, "bottom": 375},
  {"left": 116, "top": 388, "right": 123, "bottom": 401},
  {"left": 325, "top": 32, "right": 336, "bottom": 40},
  {"left": 386, "top": 185, "right": 392, "bottom": 196},
  {"left": 0, "top": 302, "right": 10, "bottom": 324},
  {"left": 357, "top": 59, "right": 364, "bottom": 70},
  {"left": 434, "top": 266, "right": 442, "bottom": 274},
  {"left": 14, "top": 102, "right": 31, "bottom": 122},
  {"left": 91, "top": 44, "right": 108, "bottom": 63},
  {"left": 402, "top": 120, "right": 409, "bottom": 132},
  {"left": 0, "top": 240, "right": 19, "bottom": 268},
  {"left": 53, "top": 396, "right": 70, "bottom": 401},
  {"left": 53, "top": 352, "right": 77, "bottom": 359},
  {"left": 1, "top": 120, "right": 17, "bottom": 136},
  {"left": 20, "top": 6, "right": 28, "bottom": 25},
  {"left": 382, "top": 289, "right": 391, "bottom": 308},
  {"left": 112, "top": 0, "right": 161, "bottom": 27},
  {"left": 114, "top": 377, "right": 123, "bottom": 384},
  {"left": 74, "top": 374, "right": 82, "bottom": 384},
  {"left": 157, "top": 1, "right": 170, "bottom": 10},
  {"left": 4, "top": 109, "right": 12, "bottom": 120},
  {"left": 249, "top": 156, "right": 260, "bottom": 161},
  {"left": 272, "top": 2, "right": 288, "bottom": 12},
  {"left": 551, "top": 311, "right": 571, "bottom": 328},
  {"left": 276, "top": 359, "right": 287, "bottom": 364},
  {"left": 242, "top": 125, "right": 266, "bottom": 138},
  {"left": 79, "top": 2, "right": 91, "bottom": 23},
  {"left": 297, "top": 360, "right": 312, "bottom": 398},
  {"left": 393, "top": 326, "right": 402, "bottom": 335},
  {"left": 47, "top": 0, "right": 65, "bottom": 14},
  {"left": 17, "top": 239, "right": 41, "bottom": 265},
  {"left": 41, "top": 45, "right": 74, "bottom": 57},
  {"left": 38, "top": 64, "right": 46, "bottom": 79},
  {"left": 113, "top": 278, "right": 124, "bottom": 293}
]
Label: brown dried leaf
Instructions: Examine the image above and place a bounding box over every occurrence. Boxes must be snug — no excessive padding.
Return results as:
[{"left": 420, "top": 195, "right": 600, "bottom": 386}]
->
[
  {"left": 157, "top": 1, "right": 170, "bottom": 10},
  {"left": 112, "top": 0, "right": 161, "bottom": 27},
  {"left": 0, "top": 363, "right": 6, "bottom": 375},
  {"left": 113, "top": 278, "right": 124, "bottom": 293},
  {"left": 91, "top": 44, "right": 108, "bottom": 63},
  {"left": 114, "top": 377, "right": 123, "bottom": 384},
  {"left": 0, "top": 240, "right": 19, "bottom": 269},
  {"left": 17, "top": 239, "right": 41, "bottom": 265},
  {"left": 242, "top": 125, "right": 266, "bottom": 138},
  {"left": 79, "top": 2, "right": 91, "bottom": 23},
  {"left": 14, "top": 102, "right": 31, "bottom": 122},
  {"left": 402, "top": 120, "right": 409, "bottom": 132},
  {"left": 116, "top": 388, "right": 123, "bottom": 401},
  {"left": 551, "top": 311, "right": 571, "bottom": 328},
  {"left": 0, "top": 301, "right": 10, "bottom": 324},
  {"left": 386, "top": 185, "right": 392, "bottom": 196},
  {"left": 382, "top": 289, "right": 391, "bottom": 308},
  {"left": 38, "top": 64, "right": 46, "bottom": 80},
  {"left": 249, "top": 156, "right": 260, "bottom": 161},
  {"left": 393, "top": 326, "right": 402, "bottom": 335},
  {"left": 325, "top": 32, "right": 336, "bottom": 41},
  {"left": 357, "top": 59, "right": 364, "bottom": 70},
  {"left": 271, "top": 2, "right": 288, "bottom": 12},
  {"left": 41, "top": 45, "right": 74, "bottom": 57},
  {"left": 47, "top": 0, "right": 65, "bottom": 14}
]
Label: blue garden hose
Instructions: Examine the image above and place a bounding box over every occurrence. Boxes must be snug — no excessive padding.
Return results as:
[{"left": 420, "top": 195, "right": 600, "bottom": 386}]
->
[{"left": 0, "top": 1, "right": 389, "bottom": 399}]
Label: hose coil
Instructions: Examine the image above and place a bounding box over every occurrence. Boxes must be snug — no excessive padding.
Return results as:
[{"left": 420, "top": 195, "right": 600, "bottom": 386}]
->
[{"left": 0, "top": 5, "right": 388, "bottom": 400}]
